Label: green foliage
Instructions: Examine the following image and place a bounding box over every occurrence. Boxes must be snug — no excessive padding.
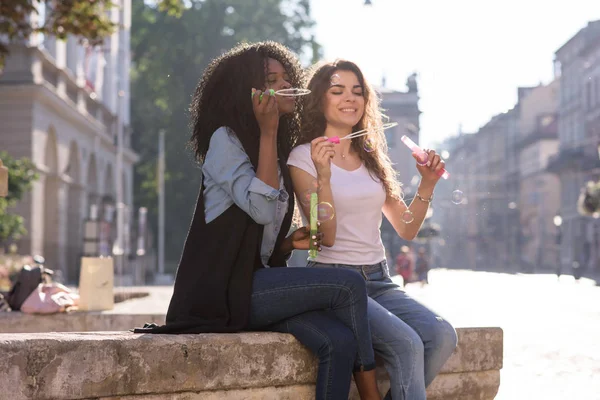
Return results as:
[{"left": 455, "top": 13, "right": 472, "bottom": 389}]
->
[
  {"left": 0, "top": 152, "right": 39, "bottom": 246},
  {"left": 0, "top": 0, "right": 184, "bottom": 67},
  {"left": 130, "top": 0, "right": 318, "bottom": 265}
]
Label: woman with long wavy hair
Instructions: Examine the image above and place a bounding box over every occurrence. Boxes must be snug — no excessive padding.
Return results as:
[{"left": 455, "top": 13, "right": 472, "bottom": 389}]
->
[
  {"left": 135, "top": 44, "right": 381, "bottom": 400},
  {"left": 288, "top": 60, "right": 458, "bottom": 399}
]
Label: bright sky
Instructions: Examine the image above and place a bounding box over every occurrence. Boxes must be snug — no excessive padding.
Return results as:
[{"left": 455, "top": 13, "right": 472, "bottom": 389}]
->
[{"left": 311, "top": 0, "right": 600, "bottom": 147}]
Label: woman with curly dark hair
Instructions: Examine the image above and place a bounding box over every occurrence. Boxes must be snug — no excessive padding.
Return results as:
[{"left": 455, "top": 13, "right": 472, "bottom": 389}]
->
[
  {"left": 135, "top": 43, "right": 380, "bottom": 400},
  {"left": 288, "top": 60, "right": 457, "bottom": 399}
]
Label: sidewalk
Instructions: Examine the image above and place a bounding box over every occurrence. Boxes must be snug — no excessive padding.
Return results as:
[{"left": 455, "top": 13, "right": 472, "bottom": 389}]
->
[{"left": 109, "top": 286, "right": 173, "bottom": 314}]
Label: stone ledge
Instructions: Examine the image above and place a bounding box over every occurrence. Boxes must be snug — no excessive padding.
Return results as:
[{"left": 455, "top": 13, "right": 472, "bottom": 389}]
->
[
  {"left": 99, "top": 385, "right": 315, "bottom": 400},
  {"left": 0, "top": 327, "right": 502, "bottom": 400},
  {"left": 0, "top": 311, "right": 164, "bottom": 334}
]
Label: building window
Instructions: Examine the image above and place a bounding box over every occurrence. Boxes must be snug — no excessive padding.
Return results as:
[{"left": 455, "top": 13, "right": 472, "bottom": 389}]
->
[
  {"left": 594, "top": 76, "right": 600, "bottom": 107},
  {"left": 586, "top": 80, "right": 592, "bottom": 111}
]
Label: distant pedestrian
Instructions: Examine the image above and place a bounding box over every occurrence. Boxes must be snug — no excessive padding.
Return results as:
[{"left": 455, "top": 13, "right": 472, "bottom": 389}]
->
[
  {"left": 395, "top": 245, "right": 414, "bottom": 284},
  {"left": 416, "top": 248, "right": 430, "bottom": 287}
]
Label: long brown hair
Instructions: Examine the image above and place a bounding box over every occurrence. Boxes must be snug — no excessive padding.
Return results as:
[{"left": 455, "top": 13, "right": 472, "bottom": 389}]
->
[{"left": 299, "top": 60, "right": 401, "bottom": 199}]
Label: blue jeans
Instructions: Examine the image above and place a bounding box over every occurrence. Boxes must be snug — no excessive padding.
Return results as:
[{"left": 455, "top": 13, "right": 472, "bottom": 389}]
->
[
  {"left": 308, "top": 260, "right": 458, "bottom": 400},
  {"left": 269, "top": 311, "right": 356, "bottom": 400},
  {"left": 247, "top": 267, "right": 376, "bottom": 396}
]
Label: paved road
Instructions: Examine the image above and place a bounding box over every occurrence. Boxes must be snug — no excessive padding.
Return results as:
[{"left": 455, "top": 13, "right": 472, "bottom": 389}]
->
[{"left": 403, "top": 269, "right": 600, "bottom": 400}]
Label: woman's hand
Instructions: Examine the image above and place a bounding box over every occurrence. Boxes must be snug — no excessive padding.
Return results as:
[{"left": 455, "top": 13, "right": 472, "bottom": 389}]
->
[
  {"left": 311, "top": 137, "right": 335, "bottom": 182},
  {"left": 252, "top": 88, "right": 279, "bottom": 135},
  {"left": 413, "top": 149, "right": 445, "bottom": 187},
  {"left": 281, "top": 225, "right": 324, "bottom": 254}
]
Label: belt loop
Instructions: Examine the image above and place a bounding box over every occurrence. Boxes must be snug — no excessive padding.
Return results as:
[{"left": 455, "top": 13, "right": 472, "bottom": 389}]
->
[{"left": 360, "top": 266, "right": 369, "bottom": 281}]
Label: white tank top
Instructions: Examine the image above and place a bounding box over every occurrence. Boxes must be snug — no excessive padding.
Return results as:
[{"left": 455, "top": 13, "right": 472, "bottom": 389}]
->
[{"left": 288, "top": 144, "right": 387, "bottom": 265}]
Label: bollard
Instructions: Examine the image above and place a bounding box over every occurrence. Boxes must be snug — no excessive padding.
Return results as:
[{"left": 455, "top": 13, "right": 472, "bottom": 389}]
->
[
  {"left": 0, "top": 159, "right": 7, "bottom": 197},
  {"left": 78, "top": 257, "right": 115, "bottom": 311}
]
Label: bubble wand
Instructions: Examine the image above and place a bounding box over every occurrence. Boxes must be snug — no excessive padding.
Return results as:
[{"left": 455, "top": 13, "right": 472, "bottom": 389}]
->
[
  {"left": 327, "top": 122, "right": 398, "bottom": 144},
  {"left": 401, "top": 135, "right": 450, "bottom": 180},
  {"left": 308, "top": 192, "right": 319, "bottom": 259},
  {"left": 259, "top": 88, "right": 311, "bottom": 101},
  {"left": 276, "top": 88, "right": 311, "bottom": 97}
]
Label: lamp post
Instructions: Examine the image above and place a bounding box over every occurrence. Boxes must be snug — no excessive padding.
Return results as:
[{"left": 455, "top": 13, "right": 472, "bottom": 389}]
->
[
  {"left": 554, "top": 214, "right": 563, "bottom": 277},
  {"left": 0, "top": 158, "right": 7, "bottom": 197}
]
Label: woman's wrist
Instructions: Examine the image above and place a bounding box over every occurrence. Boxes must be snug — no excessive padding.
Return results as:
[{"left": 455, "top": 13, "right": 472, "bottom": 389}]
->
[
  {"left": 417, "top": 181, "right": 435, "bottom": 198},
  {"left": 281, "top": 235, "right": 294, "bottom": 254},
  {"left": 259, "top": 128, "right": 278, "bottom": 139},
  {"left": 317, "top": 175, "right": 331, "bottom": 188}
]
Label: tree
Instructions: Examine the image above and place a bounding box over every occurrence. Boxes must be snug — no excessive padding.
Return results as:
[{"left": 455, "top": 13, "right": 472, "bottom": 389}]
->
[
  {"left": 0, "top": 0, "right": 184, "bottom": 68},
  {"left": 130, "top": 0, "right": 318, "bottom": 268},
  {"left": 0, "top": 152, "right": 39, "bottom": 249}
]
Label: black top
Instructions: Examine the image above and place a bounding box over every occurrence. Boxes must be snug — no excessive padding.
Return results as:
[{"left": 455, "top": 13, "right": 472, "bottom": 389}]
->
[{"left": 134, "top": 158, "right": 294, "bottom": 334}]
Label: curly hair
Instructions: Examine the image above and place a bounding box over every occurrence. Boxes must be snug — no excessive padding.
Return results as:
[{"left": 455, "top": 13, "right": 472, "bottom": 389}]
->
[
  {"left": 189, "top": 41, "right": 304, "bottom": 167},
  {"left": 298, "top": 60, "right": 401, "bottom": 200}
]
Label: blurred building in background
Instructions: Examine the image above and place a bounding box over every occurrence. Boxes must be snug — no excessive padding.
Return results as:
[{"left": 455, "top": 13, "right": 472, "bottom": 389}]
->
[
  {"left": 517, "top": 81, "right": 560, "bottom": 270},
  {"left": 378, "top": 73, "right": 421, "bottom": 264},
  {"left": 0, "top": 0, "right": 136, "bottom": 282},
  {"left": 548, "top": 20, "right": 600, "bottom": 275},
  {"left": 435, "top": 20, "right": 600, "bottom": 277}
]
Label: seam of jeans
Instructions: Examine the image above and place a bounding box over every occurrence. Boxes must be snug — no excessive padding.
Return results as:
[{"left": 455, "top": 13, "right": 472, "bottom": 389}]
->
[
  {"left": 290, "top": 318, "right": 335, "bottom": 399},
  {"left": 372, "top": 332, "right": 411, "bottom": 396},
  {"left": 251, "top": 283, "right": 374, "bottom": 369},
  {"left": 251, "top": 283, "right": 354, "bottom": 298}
]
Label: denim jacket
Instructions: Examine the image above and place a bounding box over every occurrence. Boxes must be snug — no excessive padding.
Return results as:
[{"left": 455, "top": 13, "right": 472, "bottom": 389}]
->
[{"left": 202, "top": 127, "right": 289, "bottom": 267}]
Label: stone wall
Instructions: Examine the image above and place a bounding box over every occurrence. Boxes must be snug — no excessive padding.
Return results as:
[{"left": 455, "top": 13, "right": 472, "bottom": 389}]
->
[
  {"left": 0, "top": 311, "right": 163, "bottom": 334},
  {"left": 0, "top": 327, "right": 502, "bottom": 400}
]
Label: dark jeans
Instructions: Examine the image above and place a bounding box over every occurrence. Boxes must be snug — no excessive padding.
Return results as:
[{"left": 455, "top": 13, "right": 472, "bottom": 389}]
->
[
  {"left": 247, "top": 267, "right": 376, "bottom": 398},
  {"left": 269, "top": 311, "right": 356, "bottom": 400}
]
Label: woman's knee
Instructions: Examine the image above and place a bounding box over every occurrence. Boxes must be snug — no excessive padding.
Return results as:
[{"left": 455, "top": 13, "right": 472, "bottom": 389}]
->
[
  {"left": 385, "top": 328, "right": 425, "bottom": 366},
  {"left": 430, "top": 319, "right": 458, "bottom": 355}
]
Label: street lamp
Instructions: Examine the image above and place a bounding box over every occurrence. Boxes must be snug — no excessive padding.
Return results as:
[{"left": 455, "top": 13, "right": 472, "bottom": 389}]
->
[
  {"left": 554, "top": 214, "right": 562, "bottom": 277},
  {"left": 553, "top": 215, "right": 563, "bottom": 227}
]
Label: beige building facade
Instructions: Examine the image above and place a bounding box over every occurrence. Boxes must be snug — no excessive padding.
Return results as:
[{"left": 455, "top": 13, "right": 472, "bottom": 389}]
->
[
  {"left": 0, "top": 0, "right": 136, "bottom": 282},
  {"left": 549, "top": 20, "right": 600, "bottom": 275},
  {"left": 517, "top": 81, "right": 561, "bottom": 269}
]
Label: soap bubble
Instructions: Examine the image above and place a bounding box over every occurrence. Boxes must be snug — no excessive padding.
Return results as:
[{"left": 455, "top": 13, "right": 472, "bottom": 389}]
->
[
  {"left": 313, "top": 202, "right": 335, "bottom": 222},
  {"left": 401, "top": 209, "right": 415, "bottom": 224},
  {"left": 330, "top": 73, "right": 341, "bottom": 85},
  {"left": 309, "top": 179, "right": 319, "bottom": 191},
  {"left": 451, "top": 190, "right": 465, "bottom": 205},
  {"left": 364, "top": 138, "right": 375, "bottom": 152},
  {"left": 300, "top": 180, "right": 322, "bottom": 207},
  {"left": 300, "top": 189, "right": 315, "bottom": 207},
  {"left": 416, "top": 151, "right": 429, "bottom": 166}
]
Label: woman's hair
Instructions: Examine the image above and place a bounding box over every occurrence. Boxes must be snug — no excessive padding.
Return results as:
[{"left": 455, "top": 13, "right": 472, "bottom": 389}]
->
[
  {"left": 189, "top": 41, "right": 304, "bottom": 166},
  {"left": 299, "top": 60, "right": 401, "bottom": 199}
]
